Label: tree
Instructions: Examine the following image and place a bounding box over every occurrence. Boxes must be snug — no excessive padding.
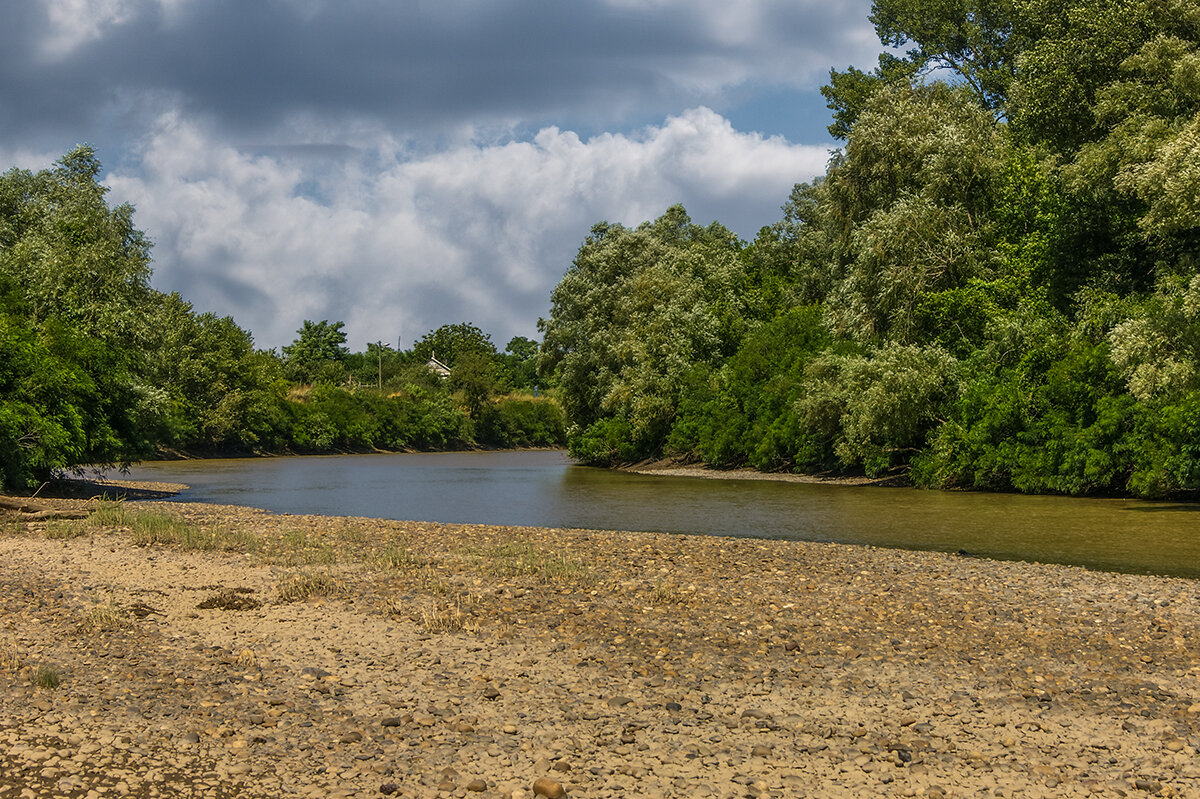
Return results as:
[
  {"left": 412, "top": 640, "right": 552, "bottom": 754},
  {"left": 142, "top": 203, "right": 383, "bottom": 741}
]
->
[
  {"left": 0, "top": 147, "right": 157, "bottom": 487},
  {"left": 540, "top": 205, "right": 746, "bottom": 459},
  {"left": 869, "top": 0, "right": 1028, "bottom": 113},
  {"left": 140, "top": 292, "right": 287, "bottom": 449},
  {"left": 282, "top": 320, "right": 349, "bottom": 384},
  {"left": 0, "top": 145, "right": 153, "bottom": 345},
  {"left": 822, "top": 82, "right": 1005, "bottom": 342},
  {"left": 450, "top": 350, "right": 500, "bottom": 419},
  {"left": 412, "top": 322, "right": 496, "bottom": 368},
  {"left": 500, "top": 336, "right": 540, "bottom": 390}
]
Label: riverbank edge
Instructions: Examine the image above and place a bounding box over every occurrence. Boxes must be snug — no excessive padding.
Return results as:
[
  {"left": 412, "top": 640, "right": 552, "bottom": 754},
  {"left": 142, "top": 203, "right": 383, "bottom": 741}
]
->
[{"left": 621, "top": 457, "right": 912, "bottom": 487}]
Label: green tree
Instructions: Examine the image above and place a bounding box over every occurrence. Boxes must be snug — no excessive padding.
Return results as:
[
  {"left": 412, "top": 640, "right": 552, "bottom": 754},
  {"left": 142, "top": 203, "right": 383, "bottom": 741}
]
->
[
  {"left": 499, "top": 335, "right": 540, "bottom": 390},
  {"left": 282, "top": 320, "right": 349, "bottom": 384},
  {"left": 450, "top": 350, "right": 500, "bottom": 419},
  {"left": 823, "top": 82, "right": 1005, "bottom": 342},
  {"left": 541, "top": 205, "right": 746, "bottom": 460},
  {"left": 0, "top": 148, "right": 157, "bottom": 487},
  {"left": 412, "top": 322, "right": 497, "bottom": 368},
  {"left": 140, "top": 292, "right": 287, "bottom": 450}
]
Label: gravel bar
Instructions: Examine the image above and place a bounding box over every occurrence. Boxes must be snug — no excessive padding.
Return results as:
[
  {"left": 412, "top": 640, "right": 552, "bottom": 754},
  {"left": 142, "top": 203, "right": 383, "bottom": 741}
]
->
[{"left": 1, "top": 495, "right": 1198, "bottom": 798}]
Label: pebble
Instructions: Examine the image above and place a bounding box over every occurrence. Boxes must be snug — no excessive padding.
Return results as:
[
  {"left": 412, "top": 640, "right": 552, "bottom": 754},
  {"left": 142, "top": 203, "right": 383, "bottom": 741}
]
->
[{"left": 531, "top": 777, "right": 566, "bottom": 798}]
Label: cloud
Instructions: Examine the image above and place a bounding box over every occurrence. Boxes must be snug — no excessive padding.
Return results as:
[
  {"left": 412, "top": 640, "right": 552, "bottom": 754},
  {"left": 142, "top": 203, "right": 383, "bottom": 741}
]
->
[
  {"left": 5, "top": 0, "right": 878, "bottom": 145},
  {"left": 106, "top": 108, "right": 831, "bottom": 351}
]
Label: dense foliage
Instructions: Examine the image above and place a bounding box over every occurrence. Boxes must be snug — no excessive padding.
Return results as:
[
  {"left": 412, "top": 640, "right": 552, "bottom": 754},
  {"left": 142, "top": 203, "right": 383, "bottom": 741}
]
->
[
  {"left": 0, "top": 150, "right": 562, "bottom": 490},
  {"left": 541, "top": 0, "right": 1200, "bottom": 498}
]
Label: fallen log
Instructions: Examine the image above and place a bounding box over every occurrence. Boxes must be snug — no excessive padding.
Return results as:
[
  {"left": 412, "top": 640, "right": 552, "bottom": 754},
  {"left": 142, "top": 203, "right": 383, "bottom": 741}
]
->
[{"left": 0, "top": 496, "right": 90, "bottom": 520}]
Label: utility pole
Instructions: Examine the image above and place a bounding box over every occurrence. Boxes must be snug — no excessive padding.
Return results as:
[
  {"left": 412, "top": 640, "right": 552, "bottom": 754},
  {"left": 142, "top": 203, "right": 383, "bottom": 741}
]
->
[{"left": 376, "top": 341, "right": 383, "bottom": 391}]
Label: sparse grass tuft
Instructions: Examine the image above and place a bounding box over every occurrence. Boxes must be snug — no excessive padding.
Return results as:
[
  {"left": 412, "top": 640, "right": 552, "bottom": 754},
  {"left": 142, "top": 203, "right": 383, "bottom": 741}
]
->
[
  {"left": 0, "top": 641, "right": 21, "bottom": 672},
  {"left": 335, "top": 522, "right": 366, "bottom": 546},
  {"left": 650, "top": 577, "right": 685, "bottom": 605},
  {"left": 276, "top": 570, "right": 344, "bottom": 603},
  {"left": 88, "top": 499, "right": 256, "bottom": 552},
  {"left": 32, "top": 665, "right": 60, "bottom": 690},
  {"left": 374, "top": 541, "right": 426, "bottom": 572},
  {"left": 91, "top": 498, "right": 129, "bottom": 526},
  {"left": 44, "top": 519, "right": 89, "bottom": 539},
  {"left": 274, "top": 528, "right": 337, "bottom": 565},
  {"left": 217, "top": 528, "right": 259, "bottom": 553},
  {"left": 76, "top": 601, "right": 129, "bottom": 634},
  {"left": 482, "top": 541, "right": 594, "bottom": 585},
  {"left": 127, "top": 511, "right": 208, "bottom": 548},
  {"left": 416, "top": 596, "right": 478, "bottom": 634}
]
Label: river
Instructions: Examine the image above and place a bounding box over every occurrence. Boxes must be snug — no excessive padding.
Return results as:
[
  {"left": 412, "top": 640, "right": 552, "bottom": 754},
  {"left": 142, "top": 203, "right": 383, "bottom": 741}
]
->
[{"left": 120, "top": 449, "right": 1200, "bottom": 578}]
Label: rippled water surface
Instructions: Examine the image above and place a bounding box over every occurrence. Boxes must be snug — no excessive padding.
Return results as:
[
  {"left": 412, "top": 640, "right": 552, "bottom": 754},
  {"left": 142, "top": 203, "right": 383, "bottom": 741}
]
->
[{"left": 122, "top": 450, "right": 1200, "bottom": 578}]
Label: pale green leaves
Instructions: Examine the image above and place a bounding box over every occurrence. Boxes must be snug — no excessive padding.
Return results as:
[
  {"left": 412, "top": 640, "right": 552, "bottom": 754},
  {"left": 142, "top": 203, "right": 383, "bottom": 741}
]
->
[
  {"left": 1109, "top": 275, "right": 1200, "bottom": 401},
  {"left": 541, "top": 206, "right": 744, "bottom": 454},
  {"left": 797, "top": 343, "right": 960, "bottom": 476}
]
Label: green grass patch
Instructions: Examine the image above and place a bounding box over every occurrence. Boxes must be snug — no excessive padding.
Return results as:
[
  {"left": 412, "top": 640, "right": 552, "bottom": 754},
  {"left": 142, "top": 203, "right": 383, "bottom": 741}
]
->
[
  {"left": 272, "top": 528, "right": 337, "bottom": 565},
  {"left": 44, "top": 519, "right": 90, "bottom": 539},
  {"left": 32, "top": 666, "right": 60, "bottom": 690},
  {"left": 88, "top": 500, "right": 257, "bottom": 552}
]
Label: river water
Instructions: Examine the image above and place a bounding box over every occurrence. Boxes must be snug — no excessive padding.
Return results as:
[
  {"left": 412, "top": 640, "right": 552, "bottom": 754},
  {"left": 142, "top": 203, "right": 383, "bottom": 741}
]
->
[{"left": 121, "top": 450, "right": 1200, "bottom": 578}]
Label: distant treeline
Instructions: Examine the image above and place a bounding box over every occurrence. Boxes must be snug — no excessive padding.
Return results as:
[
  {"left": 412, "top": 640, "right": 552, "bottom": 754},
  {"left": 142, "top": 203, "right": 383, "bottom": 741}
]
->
[
  {"left": 539, "top": 0, "right": 1200, "bottom": 498},
  {"left": 0, "top": 150, "right": 562, "bottom": 490}
]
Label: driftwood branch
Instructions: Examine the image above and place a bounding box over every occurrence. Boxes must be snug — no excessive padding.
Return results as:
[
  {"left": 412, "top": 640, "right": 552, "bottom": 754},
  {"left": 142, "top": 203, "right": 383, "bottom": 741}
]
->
[{"left": 0, "top": 496, "right": 90, "bottom": 520}]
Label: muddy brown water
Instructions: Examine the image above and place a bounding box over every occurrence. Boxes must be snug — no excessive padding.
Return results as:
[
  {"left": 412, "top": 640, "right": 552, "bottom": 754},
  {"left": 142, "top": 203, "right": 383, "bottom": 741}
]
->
[{"left": 120, "top": 450, "right": 1200, "bottom": 578}]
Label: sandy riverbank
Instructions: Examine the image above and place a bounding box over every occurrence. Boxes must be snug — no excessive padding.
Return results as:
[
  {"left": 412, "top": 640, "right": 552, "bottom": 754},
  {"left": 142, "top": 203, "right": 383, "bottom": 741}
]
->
[
  {"left": 622, "top": 460, "right": 910, "bottom": 487},
  {"left": 1, "top": 490, "right": 1198, "bottom": 798}
]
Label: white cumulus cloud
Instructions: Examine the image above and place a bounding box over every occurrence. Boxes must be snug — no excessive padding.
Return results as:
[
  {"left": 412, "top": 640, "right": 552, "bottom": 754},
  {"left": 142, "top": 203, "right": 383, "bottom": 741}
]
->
[{"left": 107, "top": 108, "right": 831, "bottom": 351}]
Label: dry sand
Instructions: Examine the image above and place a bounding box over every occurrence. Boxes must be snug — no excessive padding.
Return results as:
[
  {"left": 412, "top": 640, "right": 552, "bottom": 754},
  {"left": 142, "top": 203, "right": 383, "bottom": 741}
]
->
[{"left": 1, "top": 488, "right": 1198, "bottom": 798}]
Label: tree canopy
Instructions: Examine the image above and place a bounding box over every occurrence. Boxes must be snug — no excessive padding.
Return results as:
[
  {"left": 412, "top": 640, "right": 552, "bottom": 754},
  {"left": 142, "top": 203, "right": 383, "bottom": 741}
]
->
[{"left": 540, "top": 0, "right": 1200, "bottom": 497}]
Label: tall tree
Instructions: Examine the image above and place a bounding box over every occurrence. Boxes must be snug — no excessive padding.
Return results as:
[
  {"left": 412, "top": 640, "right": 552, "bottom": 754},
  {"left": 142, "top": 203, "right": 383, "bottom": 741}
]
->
[
  {"left": 412, "top": 322, "right": 496, "bottom": 368},
  {"left": 283, "top": 320, "right": 349, "bottom": 384},
  {"left": 540, "top": 205, "right": 746, "bottom": 458}
]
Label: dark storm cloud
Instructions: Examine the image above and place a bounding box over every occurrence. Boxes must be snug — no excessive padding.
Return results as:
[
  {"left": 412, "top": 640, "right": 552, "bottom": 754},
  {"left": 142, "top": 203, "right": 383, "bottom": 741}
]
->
[{"left": 4, "top": 0, "right": 875, "bottom": 142}]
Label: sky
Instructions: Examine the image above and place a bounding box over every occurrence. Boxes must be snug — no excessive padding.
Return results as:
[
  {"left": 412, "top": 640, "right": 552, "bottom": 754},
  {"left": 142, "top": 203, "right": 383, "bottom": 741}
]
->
[{"left": 1, "top": 0, "right": 885, "bottom": 351}]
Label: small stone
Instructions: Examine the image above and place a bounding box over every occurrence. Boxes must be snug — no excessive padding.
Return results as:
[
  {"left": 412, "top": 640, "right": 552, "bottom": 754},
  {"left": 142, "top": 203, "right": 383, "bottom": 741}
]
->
[
  {"left": 1164, "top": 740, "right": 1185, "bottom": 752},
  {"left": 483, "top": 687, "right": 501, "bottom": 700},
  {"left": 665, "top": 702, "right": 682, "bottom": 712},
  {"left": 380, "top": 717, "right": 404, "bottom": 727},
  {"left": 532, "top": 777, "right": 566, "bottom": 798},
  {"left": 339, "top": 731, "right": 363, "bottom": 744},
  {"left": 551, "top": 760, "right": 572, "bottom": 773},
  {"left": 607, "top": 696, "right": 633, "bottom": 708},
  {"left": 465, "top": 779, "right": 487, "bottom": 792},
  {"left": 751, "top": 745, "right": 773, "bottom": 758},
  {"left": 379, "top": 784, "right": 399, "bottom": 796}
]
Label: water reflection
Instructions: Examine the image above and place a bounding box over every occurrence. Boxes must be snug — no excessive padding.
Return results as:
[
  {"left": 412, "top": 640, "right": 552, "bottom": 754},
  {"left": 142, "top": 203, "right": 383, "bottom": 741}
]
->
[{"left": 120, "top": 450, "right": 1200, "bottom": 578}]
